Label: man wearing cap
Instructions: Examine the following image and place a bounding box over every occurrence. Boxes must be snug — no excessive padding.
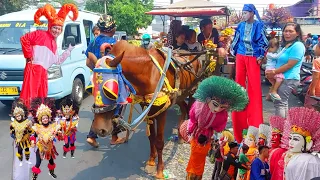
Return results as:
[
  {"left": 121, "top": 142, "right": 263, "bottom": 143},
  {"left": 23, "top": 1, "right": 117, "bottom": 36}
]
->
[
  {"left": 230, "top": 4, "right": 269, "bottom": 143},
  {"left": 219, "top": 142, "right": 249, "bottom": 180},
  {"left": 85, "top": 14, "right": 117, "bottom": 147}
]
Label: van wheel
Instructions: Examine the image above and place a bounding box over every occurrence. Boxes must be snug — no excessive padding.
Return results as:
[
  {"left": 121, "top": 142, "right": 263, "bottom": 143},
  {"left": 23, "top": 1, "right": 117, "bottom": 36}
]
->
[
  {"left": 71, "top": 78, "right": 84, "bottom": 105},
  {"left": 1, "top": 100, "right": 13, "bottom": 107}
]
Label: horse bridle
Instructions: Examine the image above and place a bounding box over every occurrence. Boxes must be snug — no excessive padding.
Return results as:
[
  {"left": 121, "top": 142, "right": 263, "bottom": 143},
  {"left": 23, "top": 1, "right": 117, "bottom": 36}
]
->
[{"left": 91, "top": 104, "right": 117, "bottom": 114}]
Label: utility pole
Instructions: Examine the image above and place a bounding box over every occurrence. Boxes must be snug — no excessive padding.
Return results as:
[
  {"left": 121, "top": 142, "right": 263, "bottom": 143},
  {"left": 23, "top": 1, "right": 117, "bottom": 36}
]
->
[{"left": 104, "top": 0, "right": 107, "bottom": 14}]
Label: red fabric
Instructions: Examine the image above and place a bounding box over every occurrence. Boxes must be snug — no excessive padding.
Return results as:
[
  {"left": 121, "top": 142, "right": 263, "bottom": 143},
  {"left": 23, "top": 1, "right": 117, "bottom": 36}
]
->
[
  {"left": 19, "top": 63, "right": 48, "bottom": 108},
  {"left": 179, "top": 120, "right": 189, "bottom": 142},
  {"left": 232, "top": 54, "right": 263, "bottom": 142},
  {"left": 32, "top": 166, "right": 41, "bottom": 174},
  {"left": 48, "top": 163, "right": 56, "bottom": 170},
  {"left": 20, "top": 30, "right": 56, "bottom": 59},
  {"left": 63, "top": 146, "right": 70, "bottom": 152},
  {"left": 30, "top": 136, "right": 36, "bottom": 142},
  {"left": 70, "top": 146, "right": 76, "bottom": 151},
  {"left": 269, "top": 148, "right": 286, "bottom": 180}
]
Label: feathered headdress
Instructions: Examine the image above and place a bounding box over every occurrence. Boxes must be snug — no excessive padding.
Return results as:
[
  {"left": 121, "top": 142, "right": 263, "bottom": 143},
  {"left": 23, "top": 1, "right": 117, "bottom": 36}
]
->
[
  {"left": 259, "top": 124, "right": 272, "bottom": 146},
  {"left": 245, "top": 126, "right": 259, "bottom": 143},
  {"left": 34, "top": 3, "right": 78, "bottom": 28},
  {"left": 11, "top": 98, "right": 28, "bottom": 118},
  {"left": 286, "top": 107, "right": 320, "bottom": 151},
  {"left": 269, "top": 115, "right": 285, "bottom": 134},
  {"left": 193, "top": 76, "right": 249, "bottom": 111},
  {"left": 30, "top": 98, "right": 56, "bottom": 124},
  {"left": 59, "top": 98, "right": 79, "bottom": 117}
]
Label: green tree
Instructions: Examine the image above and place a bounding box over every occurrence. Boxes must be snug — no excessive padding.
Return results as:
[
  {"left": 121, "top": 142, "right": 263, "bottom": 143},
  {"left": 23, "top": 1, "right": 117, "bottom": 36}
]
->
[
  {"left": 0, "top": 0, "right": 28, "bottom": 16},
  {"left": 85, "top": 0, "right": 154, "bottom": 35}
]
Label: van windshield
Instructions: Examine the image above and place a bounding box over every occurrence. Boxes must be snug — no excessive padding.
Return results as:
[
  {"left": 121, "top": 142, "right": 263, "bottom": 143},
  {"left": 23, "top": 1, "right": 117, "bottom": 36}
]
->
[{"left": 0, "top": 21, "right": 47, "bottom": 52}]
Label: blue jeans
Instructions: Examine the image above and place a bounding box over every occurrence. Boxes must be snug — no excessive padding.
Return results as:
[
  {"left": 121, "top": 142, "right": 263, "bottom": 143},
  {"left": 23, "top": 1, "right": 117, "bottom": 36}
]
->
[{"left": 87, "top": 119, "right": 98, "bottom": 139}]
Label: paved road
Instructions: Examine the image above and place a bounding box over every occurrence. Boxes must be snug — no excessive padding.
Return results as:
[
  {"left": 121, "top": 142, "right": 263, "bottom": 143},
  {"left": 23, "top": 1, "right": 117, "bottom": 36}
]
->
[{"left": 0, "top": 83, "right": 302, "bottom": 180}]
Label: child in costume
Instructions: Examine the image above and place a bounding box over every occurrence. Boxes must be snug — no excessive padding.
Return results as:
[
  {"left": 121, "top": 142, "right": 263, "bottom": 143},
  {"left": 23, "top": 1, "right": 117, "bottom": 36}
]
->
[
  {"left": 265, "top": 38, "right": 285, "bottom": 101},
  {"left": 283, "top": 107, "right": 320, "bottom": 180},
  {"left": 184, "top": 76, "right": 249, "bottom": 179},
  {"left": 237, "top": 144, "right": 251, "bottom": 180},
  {"left": 30, "top": 98, "right": 62, "bottom": 180},
  {"left": 10, "top": 99, "right": 34, "bottom": 166},
  {"left": 244, "top": 126, "right": 259, "bottom": 180},
  {"left": 230, "top": 4, "right": 269, "bottom": 143},
  {"left": 268, "top": 115, "right": 287, "bottom": 180},
  {"left": 59, "top": 98, "right": 79, "bottom": 159},
  {"left": 19, "top": 3, "right": 78, "bottom": 108}
]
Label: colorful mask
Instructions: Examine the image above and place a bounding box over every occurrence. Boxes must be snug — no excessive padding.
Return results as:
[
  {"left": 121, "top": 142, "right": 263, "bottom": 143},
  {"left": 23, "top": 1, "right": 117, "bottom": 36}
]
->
[
  {"left": 271, "top": 132, "right": 281, "bottom": 148},
  {"left": 289, "top": 133, "right": 306, "bottom": 153}
]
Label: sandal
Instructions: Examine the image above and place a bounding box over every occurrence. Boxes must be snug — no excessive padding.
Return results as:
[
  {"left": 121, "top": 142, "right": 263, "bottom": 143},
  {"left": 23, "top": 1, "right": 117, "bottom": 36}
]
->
[{"left": 270, "top": 93, "right": 282, "bottom": 101}]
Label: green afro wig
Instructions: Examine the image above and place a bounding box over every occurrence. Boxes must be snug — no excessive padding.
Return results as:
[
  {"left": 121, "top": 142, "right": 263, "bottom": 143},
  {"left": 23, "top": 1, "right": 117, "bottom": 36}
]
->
[{"left": 193, "top": 76, "right": 249, "bottom": 111}]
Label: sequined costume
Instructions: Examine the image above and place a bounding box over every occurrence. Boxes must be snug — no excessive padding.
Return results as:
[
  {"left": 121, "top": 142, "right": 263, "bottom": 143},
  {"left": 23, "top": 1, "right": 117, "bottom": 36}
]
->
[
  {"left": 59, "top": 98, "right": 79, "bottom": 158},
  {"left": 30, "top": 98, "right": 61, "bottom": 180},
  {"left": 9, "top": 99, "right": 34, "bottom": 165},
  {"left": 19, "top": 3, "right": 78, "bottom": 108}
]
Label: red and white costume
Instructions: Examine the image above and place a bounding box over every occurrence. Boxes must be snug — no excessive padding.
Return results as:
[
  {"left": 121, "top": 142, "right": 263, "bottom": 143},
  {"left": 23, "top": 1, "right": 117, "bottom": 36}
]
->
[{"left": 19, "top": 3, "right": 78, "bottom": 108}]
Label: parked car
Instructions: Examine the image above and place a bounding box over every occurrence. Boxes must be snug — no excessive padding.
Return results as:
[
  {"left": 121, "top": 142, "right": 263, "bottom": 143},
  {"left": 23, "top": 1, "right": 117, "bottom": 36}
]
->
[{"left": 0, "top": 7, "right": 100, "bottom": 106}]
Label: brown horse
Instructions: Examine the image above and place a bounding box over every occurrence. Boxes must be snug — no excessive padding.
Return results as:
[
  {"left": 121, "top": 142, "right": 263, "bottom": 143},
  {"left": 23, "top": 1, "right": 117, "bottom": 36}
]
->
[{"left": 87, "top": 40, "right": 204, "bottom": 179}]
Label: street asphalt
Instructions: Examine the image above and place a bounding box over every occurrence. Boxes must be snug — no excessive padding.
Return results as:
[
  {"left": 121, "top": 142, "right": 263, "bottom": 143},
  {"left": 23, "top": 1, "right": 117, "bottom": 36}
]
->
[{"left": 0, "top": 82, "right": 302, "bottom": 180}]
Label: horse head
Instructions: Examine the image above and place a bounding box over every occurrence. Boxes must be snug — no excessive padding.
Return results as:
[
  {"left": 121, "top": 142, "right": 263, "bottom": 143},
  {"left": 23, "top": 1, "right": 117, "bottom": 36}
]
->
[{"left": 87, "top": 41, "right": 128, "bottom": 137}]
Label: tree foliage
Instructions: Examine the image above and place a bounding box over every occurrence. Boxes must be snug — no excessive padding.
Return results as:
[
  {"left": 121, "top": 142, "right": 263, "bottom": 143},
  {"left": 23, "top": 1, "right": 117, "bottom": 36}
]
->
[
  {"left": 0, "top": 0, "right": 28, "bottom": 16},
  {"left": 262, "top": 7, "right": 293, "bottom": 29},
  {"left": 85, "top": 0, "right": 154, "bottom": 35}
]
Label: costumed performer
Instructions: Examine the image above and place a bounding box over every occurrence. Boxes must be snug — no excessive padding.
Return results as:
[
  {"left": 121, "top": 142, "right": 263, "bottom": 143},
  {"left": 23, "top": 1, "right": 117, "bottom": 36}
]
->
[
  {"left": 283, "top": 107, "right": 320, "bottom": 180},
  {"left": 244, "top": 126, "right": 259, "bottom": 180},
  {"left": 10, "top": 99, "right": 34, "bottom": 167},
  {"left": 268, "top": 115, "right": 287, "bottom": 180},
  {"left": 19, "top": 3, "right": 78, "bottom": 108},
  {"left": 183, "top": 76, "right": 249, "bottom": 179},
  {"left": 59, "top": 98, "right": 79, "bottom": 158},
  {"left": 258, "top": 124, "right": 271, "bottom": 147},
  {"left": 30, "top": 98, "right": 62, "bottom": 180},
  {"left": 85, "top": 14, "right": 117, "bottom": 148},
  {"left": 230, "top": 4, "right": 269, "bottom": 143}
]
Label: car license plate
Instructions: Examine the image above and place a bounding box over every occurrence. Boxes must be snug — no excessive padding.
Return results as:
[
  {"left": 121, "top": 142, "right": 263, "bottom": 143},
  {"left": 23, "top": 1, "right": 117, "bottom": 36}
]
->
[{"left": 0, "top": 87, "right": 19, "bottom": 95}]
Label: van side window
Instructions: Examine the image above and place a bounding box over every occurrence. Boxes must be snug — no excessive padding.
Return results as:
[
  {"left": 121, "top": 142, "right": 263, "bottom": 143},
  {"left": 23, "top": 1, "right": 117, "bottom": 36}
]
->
[
  {"left": 62, "top": 24, "right": 81, "bottom": 49},
  {"left": 83, "top": 20, "right": 93, "bottom": 46}
]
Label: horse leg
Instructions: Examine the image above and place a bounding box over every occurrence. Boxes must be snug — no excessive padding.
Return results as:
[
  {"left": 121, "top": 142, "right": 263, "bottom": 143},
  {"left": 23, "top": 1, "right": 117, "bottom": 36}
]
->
[
  {"left": 145, "top": 119, "right": 157, "bottom": 173},
  {"left": 155, "top": 111, "right": 167, "bottom": 179},
  {"left": 177, "top": 101, "right": 188, "bottom": 144}
]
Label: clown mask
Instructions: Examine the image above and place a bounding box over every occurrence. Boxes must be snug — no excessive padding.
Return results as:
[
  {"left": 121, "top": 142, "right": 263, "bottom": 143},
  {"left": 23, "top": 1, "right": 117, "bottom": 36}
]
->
[
  {"left": 288, "top": 133, "right": 313, "bottom": 153},
  {"left": 245, "top": 135, "right": 256, "bottom": 148},
  {"left": 207, "top": 99, "right": 229, "bottom": 113},
  {"left": 271, "top": 132, "right": 281, "bottom": 148}
]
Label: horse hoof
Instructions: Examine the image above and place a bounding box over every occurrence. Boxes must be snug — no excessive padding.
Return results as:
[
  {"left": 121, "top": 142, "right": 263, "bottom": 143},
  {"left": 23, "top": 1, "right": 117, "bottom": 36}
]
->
[
  {"left": 155, "top": 173, "right": 165, "bottom": 180},
  {"left": 145, "top": 164, "right": 156, "bottom": 174}
]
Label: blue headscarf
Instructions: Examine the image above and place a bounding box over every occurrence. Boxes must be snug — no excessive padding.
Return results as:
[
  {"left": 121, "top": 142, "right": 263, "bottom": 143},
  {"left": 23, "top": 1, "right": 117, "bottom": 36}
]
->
[{"left": 242, "top": 4, "right": 261, "bottom": 21}]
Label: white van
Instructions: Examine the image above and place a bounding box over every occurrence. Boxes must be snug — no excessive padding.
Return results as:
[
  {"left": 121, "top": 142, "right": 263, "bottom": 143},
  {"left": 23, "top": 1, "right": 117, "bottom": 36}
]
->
[{"left": 0, "top": 6, "right": 100, "bottom": 106}]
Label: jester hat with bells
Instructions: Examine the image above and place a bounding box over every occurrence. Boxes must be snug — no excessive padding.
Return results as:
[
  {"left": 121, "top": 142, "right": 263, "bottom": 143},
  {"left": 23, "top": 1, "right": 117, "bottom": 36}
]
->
[
  {"left": 284, "top": 107, "right": 320, "bottom": 152},
  {"left": 34, "top": 3, "right": 78, "bottom": 29},
  {"left": 11, "top": 98, "right": 28, "bottom": 120}
]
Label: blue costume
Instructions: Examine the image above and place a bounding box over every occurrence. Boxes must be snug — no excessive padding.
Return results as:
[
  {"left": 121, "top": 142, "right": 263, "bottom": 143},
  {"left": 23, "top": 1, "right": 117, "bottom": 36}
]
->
[
  {"left": 85, "top": 34, "right": 117, "bottom": 58},
  {"left": 250, "top": 158, "right": 271, "bottom": 180},
  {"left": 230, "top": 4, "right": 269, "bottom": 143}
]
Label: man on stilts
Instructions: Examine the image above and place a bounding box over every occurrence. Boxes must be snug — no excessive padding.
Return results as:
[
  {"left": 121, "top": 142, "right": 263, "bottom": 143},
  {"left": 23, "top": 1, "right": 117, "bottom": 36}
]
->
[{"left": 230, "top": 4, "right": 269, "bottom": 143}]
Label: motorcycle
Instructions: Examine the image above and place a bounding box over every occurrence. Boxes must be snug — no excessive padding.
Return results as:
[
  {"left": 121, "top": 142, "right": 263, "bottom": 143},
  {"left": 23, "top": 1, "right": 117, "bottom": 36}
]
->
[{"left": 292, "top": 62, "right": 313, "bottom": 103}]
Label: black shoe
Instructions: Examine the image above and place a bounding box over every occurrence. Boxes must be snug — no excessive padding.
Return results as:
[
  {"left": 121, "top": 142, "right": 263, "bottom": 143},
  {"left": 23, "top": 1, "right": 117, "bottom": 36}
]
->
[
  {"left": 32, "top": 173, "right": 38, "bottom": 180},
  {"left": 49, "top": 170, "right": 57, "bottom": 179},
  {"left": 71, "top": 150, "right": 75, "bottom": 158},
  {"left": 63, "top": 151, "right": 67, "bottom": 159}
]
